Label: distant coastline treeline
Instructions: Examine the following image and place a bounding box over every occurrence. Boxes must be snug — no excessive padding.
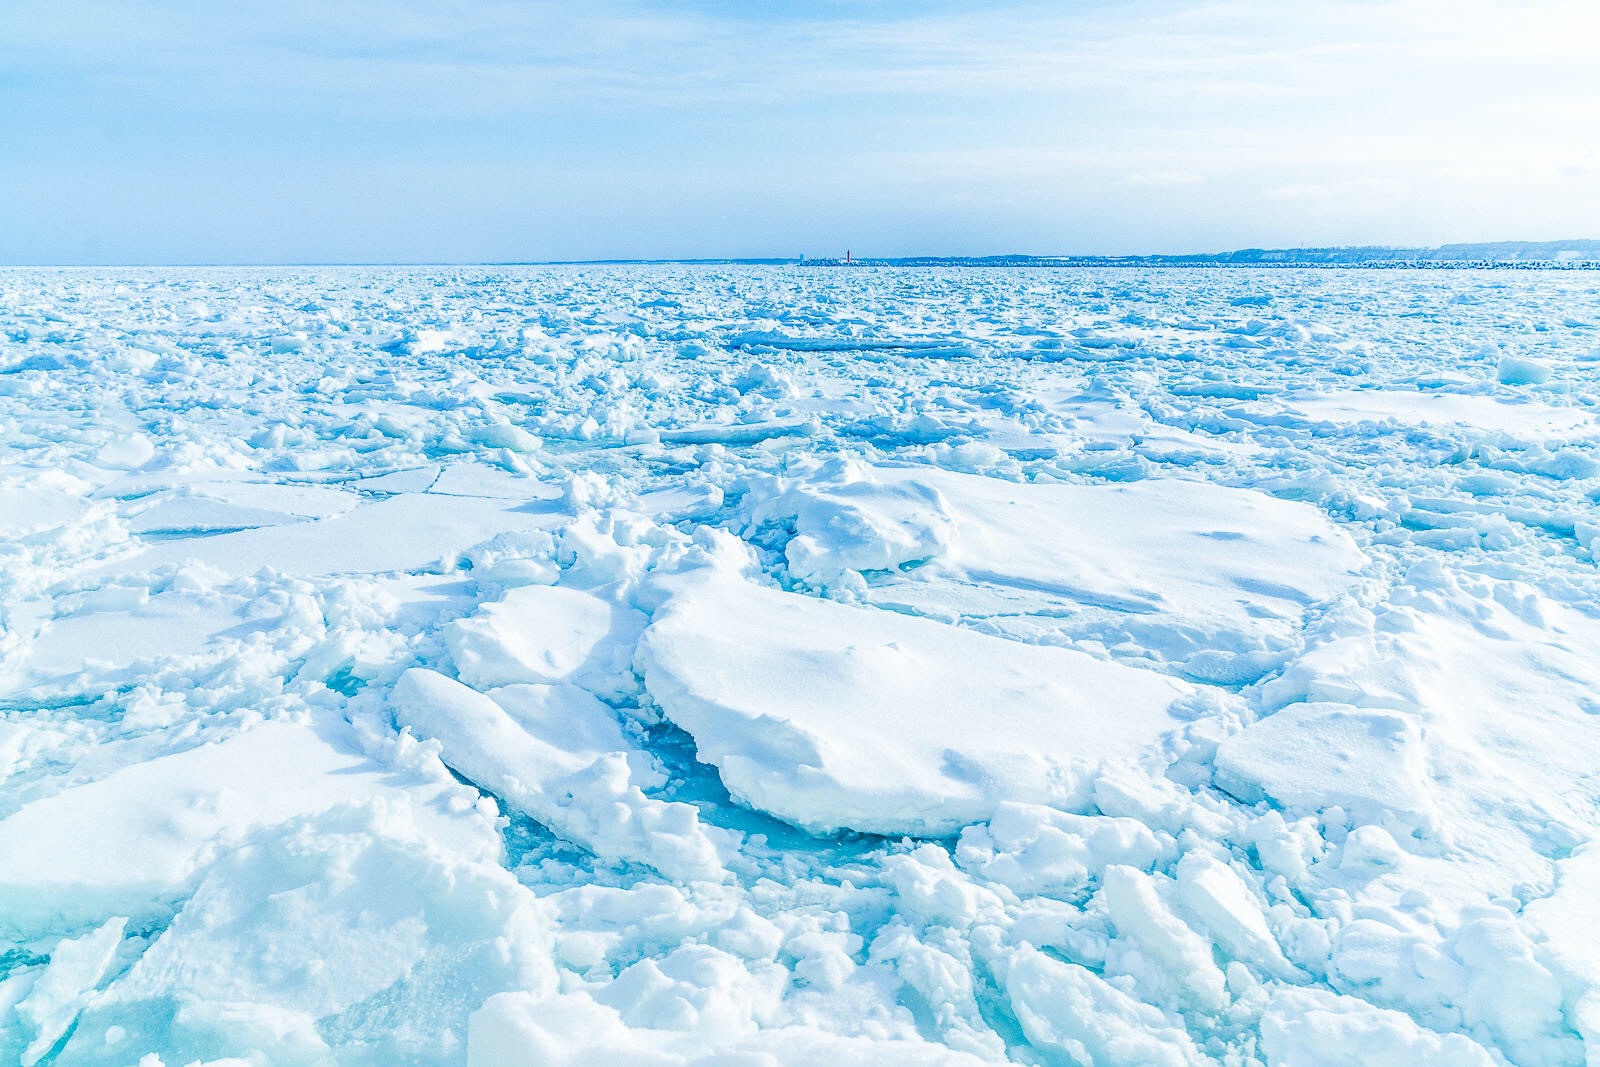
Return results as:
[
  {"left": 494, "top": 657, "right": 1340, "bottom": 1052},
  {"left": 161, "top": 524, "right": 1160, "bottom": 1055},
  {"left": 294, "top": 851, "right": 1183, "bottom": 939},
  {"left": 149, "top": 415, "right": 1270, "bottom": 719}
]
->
[
  {"left": 513, "top": 240, "right": 1600, "bottom": 269},
  {"left": 798, "top": 240, "right": 1600, "bottom": 269}
]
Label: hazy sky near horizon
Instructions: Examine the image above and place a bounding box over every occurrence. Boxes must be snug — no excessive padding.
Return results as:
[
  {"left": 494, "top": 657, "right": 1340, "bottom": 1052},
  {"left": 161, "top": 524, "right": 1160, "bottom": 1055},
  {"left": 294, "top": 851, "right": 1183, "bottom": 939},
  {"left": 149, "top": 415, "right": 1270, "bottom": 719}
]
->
[{"left": 3, "top": 0, "right": 1598, "bottom": 264}]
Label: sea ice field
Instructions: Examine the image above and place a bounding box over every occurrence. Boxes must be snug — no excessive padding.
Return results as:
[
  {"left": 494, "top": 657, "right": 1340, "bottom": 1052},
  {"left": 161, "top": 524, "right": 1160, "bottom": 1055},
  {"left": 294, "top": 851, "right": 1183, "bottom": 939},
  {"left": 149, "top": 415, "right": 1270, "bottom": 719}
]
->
[{"left": 2, "top": 264, "right": 1599, "bottom": 1066}]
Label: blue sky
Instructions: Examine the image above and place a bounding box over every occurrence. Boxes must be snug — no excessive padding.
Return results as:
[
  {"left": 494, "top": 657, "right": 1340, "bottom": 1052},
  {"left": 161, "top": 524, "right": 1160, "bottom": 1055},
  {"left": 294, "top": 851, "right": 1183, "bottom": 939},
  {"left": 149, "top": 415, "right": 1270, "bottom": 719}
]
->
[{"left": 2, "top": 0, "right": 1597, "bottom": 263}]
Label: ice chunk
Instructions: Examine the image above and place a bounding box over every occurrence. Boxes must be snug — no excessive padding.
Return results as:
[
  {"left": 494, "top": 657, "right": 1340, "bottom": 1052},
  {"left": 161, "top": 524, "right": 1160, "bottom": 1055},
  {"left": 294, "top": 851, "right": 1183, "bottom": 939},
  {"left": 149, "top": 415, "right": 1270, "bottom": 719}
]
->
[
  {"left": 639, "top": 574, "right": 1190, "bottom": 835},
  {"left": 1526, "top": 846, "right": 1600, "bottom": 1059},
  {"left": 998, "top": 945, "right": 1204, "bottom": 1066},
  {"left": 1250, "top": 389, "right": 1594, "bottom": 434},
  {"left": 1173, "top": 851, "right": 1299, "bottom": 980},
  {"left": 468, "top": 987, "right": 999, "bottom": 1067},
  {"left": 445, "top": 584, "right": 644, "bottom": 693},
  {"left": 0, "top": 720, "right": 488, "bottom": 933},
  {"left": 1213, "top": 702, "right": 1438, "bottom": 840},
  {"left": 97, "top": 492, "right": 564, "bottom": 579},
  {"left": 182, "top": 479, "right": 361, "bottom": 519},
  {"left": 920, "top": 469, "right": 1363, "bottom": 622},
  {"left": 429, "top": 459, "right": 559, "bottom": 499},
  {"left": 17, "top": 917, "right": 126, "bottom": 1066},
  {"left": 1261, "top": 988, "right": 1498, "bottom": 1066},
  {"left": 72, "top": 805, "right": 554, "bottom": 1065},
  {"left": 1101, "top": 865, "right": 1228, "bottom": 1011},
  {"left": 883, "top": 843, "right": 1006, "bottom": 928},
  {"left": 93, "top": 434, "right": 156, "bottom": 471},
  {"left": 1496, "top": 354, "right": 1554, "bottom": 386},
  {"left": 0, "top": 722, "right": 55, "bottom": 782},
  {"left": 1450, "top": 908, "right": 1575, "bottom": 1064},
  {"left": 0, "top": 479, "right": 89, "bottom": 539},
  {"left": 390, "top": 668, "right": 726, "bottom": 881},
  {"left": 125, "top": 495, "right": 311, "bottom": 537},
  {"left": 11, "top": 587, "right": 252, "bottom": 689},
  {"left": 1263, "top": 582, "right": 1600, "bottom": 882},
  {"left": 954, "top": 802, "right": 1171, "bottom": 894},
  {"left": 742, "top": 459, "right": 956, "bottom": 586},
  {"left": 785, "top": 466, "right": 1367, "bottom": 663}
]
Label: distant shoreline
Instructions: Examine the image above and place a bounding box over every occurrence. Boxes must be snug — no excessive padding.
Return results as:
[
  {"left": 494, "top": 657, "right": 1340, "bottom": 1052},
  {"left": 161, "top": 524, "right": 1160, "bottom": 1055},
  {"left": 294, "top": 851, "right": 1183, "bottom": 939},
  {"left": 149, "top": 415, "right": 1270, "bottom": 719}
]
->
[
  {"left": 7, "top": 240, "right": 1600, "bottom": 269},
  {"left": 539, "top": 239, "right": 1600, "bottom": 269},
  {"left": 792, "top": 256, "right": 1600, "bottom": 270}
]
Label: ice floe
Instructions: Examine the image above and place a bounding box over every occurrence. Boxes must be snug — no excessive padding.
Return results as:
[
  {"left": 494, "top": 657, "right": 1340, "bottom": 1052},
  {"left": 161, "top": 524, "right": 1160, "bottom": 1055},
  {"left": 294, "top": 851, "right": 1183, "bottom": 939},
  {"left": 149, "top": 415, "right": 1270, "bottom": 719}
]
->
[
  {"left": 2, "top": 264, "right": 1598, "bottom": 1065},
  {"left": 640, "top": 569, "right": 1192, "bottom": 835}
]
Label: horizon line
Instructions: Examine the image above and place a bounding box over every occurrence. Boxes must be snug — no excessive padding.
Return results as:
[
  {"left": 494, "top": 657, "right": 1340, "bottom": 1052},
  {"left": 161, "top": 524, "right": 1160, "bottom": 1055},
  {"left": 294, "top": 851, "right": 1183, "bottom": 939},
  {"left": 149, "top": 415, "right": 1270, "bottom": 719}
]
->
[{"left": 4, "top": 237, "right": 1600, "bottom": 270}]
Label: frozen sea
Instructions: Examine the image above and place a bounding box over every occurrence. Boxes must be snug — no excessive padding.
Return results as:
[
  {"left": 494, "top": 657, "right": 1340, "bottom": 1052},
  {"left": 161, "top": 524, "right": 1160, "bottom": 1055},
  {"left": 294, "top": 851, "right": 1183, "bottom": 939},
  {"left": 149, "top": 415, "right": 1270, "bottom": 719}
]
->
[{"left": 2, "top": 265, "right": 1599, "bottom": 1065}]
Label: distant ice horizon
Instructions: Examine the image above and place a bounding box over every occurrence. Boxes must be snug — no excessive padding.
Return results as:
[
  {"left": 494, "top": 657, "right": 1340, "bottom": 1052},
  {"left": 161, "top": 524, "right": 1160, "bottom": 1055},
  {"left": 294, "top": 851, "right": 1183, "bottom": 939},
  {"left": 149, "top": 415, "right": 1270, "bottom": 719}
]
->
[{"left": 7, "top": 237, "right": 1600, "bottom": 269}]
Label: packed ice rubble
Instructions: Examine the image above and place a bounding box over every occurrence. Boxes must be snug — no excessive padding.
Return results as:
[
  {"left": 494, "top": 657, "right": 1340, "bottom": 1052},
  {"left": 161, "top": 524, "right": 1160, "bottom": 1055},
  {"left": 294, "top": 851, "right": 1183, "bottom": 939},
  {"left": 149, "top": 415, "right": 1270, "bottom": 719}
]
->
[{"left": 1, "top": 265, "right": 1598, "bottom": 1066}]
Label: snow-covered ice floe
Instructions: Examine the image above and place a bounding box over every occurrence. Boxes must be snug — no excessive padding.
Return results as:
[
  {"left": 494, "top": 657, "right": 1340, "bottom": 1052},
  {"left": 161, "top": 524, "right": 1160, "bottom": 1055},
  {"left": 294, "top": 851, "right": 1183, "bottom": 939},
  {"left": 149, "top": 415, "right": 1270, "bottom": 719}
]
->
[{"left": 1, "top": 265, "right": 1598, "bottom": 1065}]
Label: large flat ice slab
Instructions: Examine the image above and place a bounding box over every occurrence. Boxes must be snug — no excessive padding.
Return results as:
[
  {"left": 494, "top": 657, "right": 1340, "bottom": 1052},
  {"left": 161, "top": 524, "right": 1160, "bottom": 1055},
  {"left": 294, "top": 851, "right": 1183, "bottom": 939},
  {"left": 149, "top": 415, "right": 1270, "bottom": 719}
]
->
[
  {"left": 0, "top": 719, "right": 488, "bottom": 933},
  {"left": 915, "top": 469, "right": 1365, "bottom": 628},
  {"left": 1254, "top": 390, "right": 1600, "bottom": 436},
  {"left": 639, "top": 574, "right": 1192, "bottom": 836},
  {"left": 748, "top": 463, "right": 1367, "bottom": 676},
  {"left": 95, "top": 491, "right": 560, "bottom": 580}
]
